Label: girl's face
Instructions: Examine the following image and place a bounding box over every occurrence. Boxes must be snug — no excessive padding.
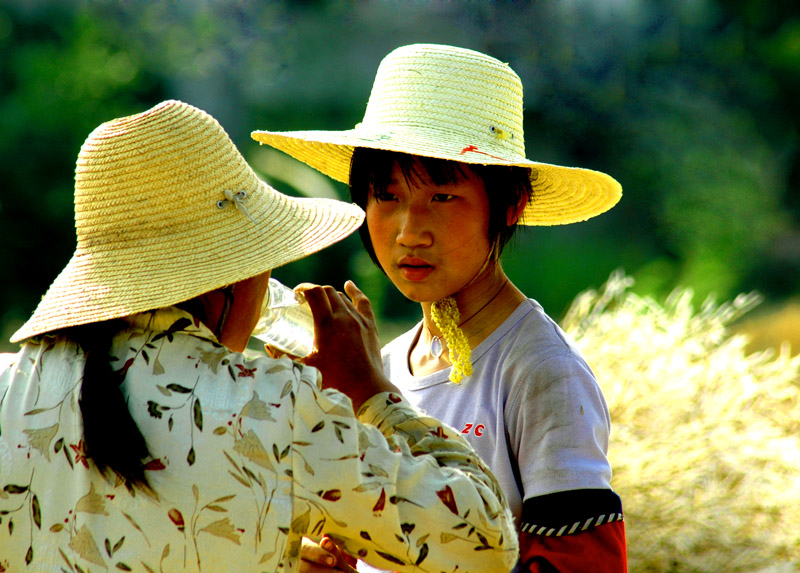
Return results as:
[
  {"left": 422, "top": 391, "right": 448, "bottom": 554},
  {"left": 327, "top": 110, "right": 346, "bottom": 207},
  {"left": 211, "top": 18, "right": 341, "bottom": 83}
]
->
[
  {"left": 366, "top": 162, "right": 493, "bottom": 303},
  {"left": 217, "top": 269, "right": 271, "bottom": 352}
]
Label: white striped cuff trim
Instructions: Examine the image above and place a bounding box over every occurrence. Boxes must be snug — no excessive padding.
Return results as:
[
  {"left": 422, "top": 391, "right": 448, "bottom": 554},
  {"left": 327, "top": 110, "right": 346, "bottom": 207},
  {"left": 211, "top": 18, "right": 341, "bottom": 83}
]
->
[{"left": 520, "top": 513, "right": 624, "bottom": 537}]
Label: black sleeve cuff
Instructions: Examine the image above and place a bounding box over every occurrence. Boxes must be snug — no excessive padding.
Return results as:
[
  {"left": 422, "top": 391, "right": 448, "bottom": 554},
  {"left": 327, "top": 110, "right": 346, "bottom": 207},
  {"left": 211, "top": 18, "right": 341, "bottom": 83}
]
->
[{"left": 520, "top": 489, "right": 624, "bottom": 536}]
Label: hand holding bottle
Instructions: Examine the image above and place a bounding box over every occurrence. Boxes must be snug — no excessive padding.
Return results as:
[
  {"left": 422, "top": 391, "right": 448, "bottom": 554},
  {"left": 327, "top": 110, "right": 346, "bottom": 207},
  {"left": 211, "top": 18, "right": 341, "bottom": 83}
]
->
[{"left": 301, "top": 280, "right": 398, "bottom": 411}]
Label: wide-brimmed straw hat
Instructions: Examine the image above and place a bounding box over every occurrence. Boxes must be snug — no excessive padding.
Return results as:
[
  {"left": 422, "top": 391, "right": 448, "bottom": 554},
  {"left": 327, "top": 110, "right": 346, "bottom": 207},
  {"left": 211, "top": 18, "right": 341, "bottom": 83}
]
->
[
  {"left": 252, "top": 43, "right": 621, "bottom": 226},
  {"left": 11, "top": 100, "right": 364, "bottom": 343}
]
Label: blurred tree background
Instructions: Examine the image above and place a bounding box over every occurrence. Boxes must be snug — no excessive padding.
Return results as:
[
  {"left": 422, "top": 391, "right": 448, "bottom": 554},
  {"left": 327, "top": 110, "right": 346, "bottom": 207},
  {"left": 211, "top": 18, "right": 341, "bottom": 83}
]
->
[{"left": 1, "top": 0, "right": 799, "bottom": 351}]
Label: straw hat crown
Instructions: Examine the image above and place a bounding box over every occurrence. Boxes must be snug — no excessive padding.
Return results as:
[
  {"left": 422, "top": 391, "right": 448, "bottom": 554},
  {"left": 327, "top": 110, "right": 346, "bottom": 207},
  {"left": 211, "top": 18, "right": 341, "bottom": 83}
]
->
[
  {"left": 252, "top": 43, "right": 621, "bottom": 226},
  {"left": 11, "top": 100, "right": 364, "bottom": 343}
]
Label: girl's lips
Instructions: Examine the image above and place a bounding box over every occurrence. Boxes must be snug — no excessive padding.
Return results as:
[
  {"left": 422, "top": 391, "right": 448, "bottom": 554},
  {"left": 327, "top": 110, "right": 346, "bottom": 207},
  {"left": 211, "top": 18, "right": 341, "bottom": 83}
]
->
[
  {"left": 398, "top": 257, "right": 434, "bottom": 281},
  {"left": 399, "top": 265, "right": 434, "bottom": 281}
]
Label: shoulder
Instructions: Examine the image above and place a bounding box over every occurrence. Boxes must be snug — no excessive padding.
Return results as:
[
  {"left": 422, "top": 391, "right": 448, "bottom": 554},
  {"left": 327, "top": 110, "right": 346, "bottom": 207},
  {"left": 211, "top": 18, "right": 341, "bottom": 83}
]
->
[
  {"left": 504, "top": 300, "right": 586, "bottom": 357},
  {"left": 117, "top": 308, "right": 325, "bottom": 410},
  {"left": 0, "top": 352, "right": 17, "bottom": 372},
  {"left": 487, "top": 300, "right": 595, "bottom": 381},
  {"left": 0, "top": 352, "right": 19, "bottom": 388},
  {"left": 484, "top": 301, "right": 608, "bottom": 413},
  {"left": 380, "top": 322, "right": 420, "bottom": 375},
  {"left": 381, "top": 323, "right": 420, "bottom": 357}
]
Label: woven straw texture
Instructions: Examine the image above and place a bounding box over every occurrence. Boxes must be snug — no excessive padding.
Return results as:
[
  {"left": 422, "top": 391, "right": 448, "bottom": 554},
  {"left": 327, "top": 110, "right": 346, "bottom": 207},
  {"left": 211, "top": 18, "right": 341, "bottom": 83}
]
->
[
  {"left": 11, "top": 100, "right": 364, "bottom": 343},
  {"left": 252, "top": 43, "right": 621, "bottom": 226}
]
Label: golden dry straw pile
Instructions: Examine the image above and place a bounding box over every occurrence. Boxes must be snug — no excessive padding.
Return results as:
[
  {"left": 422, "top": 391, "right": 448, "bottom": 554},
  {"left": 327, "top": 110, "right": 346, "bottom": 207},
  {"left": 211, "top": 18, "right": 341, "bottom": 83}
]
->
[{"left": 563, "top": 272, "right": 800, "bottom": 572}]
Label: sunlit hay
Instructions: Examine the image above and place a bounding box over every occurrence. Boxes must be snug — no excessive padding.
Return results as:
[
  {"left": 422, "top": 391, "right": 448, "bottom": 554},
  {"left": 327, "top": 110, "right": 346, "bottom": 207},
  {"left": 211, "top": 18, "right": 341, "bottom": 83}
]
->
[
  {"left": 562, "top": 271, "right": 800, "bottom": 572},
  {"left": 734, "top": 301, "right": 800, "bottom": 357}
]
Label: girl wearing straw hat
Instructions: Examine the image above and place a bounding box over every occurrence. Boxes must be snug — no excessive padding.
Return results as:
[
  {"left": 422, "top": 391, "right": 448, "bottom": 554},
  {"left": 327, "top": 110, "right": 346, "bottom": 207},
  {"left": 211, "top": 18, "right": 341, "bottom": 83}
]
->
[
  {"left": 252, "top": 44, "right": 627, "bottom": 572},
  {"left": 0, "top": 100, "right": 519, "bottom": 571}
]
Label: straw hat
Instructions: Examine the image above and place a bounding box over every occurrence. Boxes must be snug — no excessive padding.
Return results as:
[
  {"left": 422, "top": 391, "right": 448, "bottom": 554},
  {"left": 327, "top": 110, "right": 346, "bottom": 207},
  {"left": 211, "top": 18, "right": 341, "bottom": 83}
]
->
[
  {"left": 251, "top": 43, "right": 621, "bottom": 226},
  {"left": 11, "top": 100, "right": 364, "bottom": 343}
]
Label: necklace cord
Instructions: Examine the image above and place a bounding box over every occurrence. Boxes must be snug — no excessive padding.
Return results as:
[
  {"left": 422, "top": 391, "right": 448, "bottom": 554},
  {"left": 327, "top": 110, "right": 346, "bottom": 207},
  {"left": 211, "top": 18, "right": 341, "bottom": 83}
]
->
[
  {"left": 427, "top": 278, "right": 509, "bottom": 358},
  {"left": 456, "top": 278, "right": 509, "bottom": 328},
  {"left": 421, "top": 244, "right": 507, "bottom": 383}
]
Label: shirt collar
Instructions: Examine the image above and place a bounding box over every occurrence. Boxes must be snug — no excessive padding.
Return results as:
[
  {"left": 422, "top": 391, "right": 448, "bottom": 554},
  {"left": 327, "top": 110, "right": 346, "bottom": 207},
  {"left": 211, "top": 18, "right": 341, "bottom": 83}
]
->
[{"left": 121, "top": 306, "right": 219, "bottom": 344}]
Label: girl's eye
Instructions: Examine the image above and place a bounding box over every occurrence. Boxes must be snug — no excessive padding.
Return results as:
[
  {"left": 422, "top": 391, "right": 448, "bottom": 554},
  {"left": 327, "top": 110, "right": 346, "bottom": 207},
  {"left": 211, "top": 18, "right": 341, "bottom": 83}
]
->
[
  {"left": 432, "top": 193, "right": 456, "bottom": 202},
  {"left": 372, "top": 190, "right": 397, "bottom": 203}
]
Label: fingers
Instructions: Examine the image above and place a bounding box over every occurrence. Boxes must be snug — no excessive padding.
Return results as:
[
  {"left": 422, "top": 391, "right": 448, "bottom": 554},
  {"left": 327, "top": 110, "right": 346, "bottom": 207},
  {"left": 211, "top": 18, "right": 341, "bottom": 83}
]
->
[
  {"left": 299, "top": 536, "right": 357, "bottom": 572},
  {"left": 319, "top": 537, "right": 359, "bottom": 573},
  {"left": 305, "top": 285, "right": 365, "bottom": 331},
  {"left": 300, "top": 537, "right": 337, "bottom": 569},
  {"left": 296, "top": 281, "right": 371, "bottom": 321},
  {"left": 298, "top": 559, "right": 343, "bottom": 573},
  {"left": 263, "top": 344, "right": 291, "bottom": 360},
  {"left": 302, "top": 285, "right": 337, "bottom": 326},
  {"left": 301, "top": 285, "right": 352, "bottom": 371},
  {"left": 343, "top": 280, "right": 361, "bottom": 296},
  {"left": 293, "top": 282, "right": 317, "bottom": 299},
  {"left": 293, "top": 280, "right": 393, "bottom": 410},
  {"left": 344, "top": 280, "right": 375, "bottom": 322}
]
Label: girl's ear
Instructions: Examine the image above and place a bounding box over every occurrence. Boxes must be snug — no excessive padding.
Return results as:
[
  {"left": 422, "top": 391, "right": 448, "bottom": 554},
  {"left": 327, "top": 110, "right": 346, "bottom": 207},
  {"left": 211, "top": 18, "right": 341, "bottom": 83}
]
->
[{"left": 506, "top": 194, "right": 528, "bottom": 226}]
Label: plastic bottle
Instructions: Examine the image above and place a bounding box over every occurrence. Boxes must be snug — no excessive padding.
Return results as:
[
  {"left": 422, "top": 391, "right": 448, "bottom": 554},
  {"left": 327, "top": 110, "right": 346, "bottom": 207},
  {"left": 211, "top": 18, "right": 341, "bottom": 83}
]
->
[{"left": 251, "top": 278, "right": 315, "bottom": 357}]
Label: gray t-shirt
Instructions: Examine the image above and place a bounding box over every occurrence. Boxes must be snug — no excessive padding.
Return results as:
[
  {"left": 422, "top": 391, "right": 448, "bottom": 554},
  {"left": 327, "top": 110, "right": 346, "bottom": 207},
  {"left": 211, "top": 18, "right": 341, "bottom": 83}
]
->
[{"left": 382, "top": 298, "right": 613, "bottom": 525}]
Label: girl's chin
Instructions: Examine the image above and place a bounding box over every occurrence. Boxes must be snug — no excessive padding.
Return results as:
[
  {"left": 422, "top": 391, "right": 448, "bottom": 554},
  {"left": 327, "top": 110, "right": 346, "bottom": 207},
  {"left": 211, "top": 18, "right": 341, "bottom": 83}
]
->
[{"left": 396, "top": 284, "right": 451, "bottom": 304}]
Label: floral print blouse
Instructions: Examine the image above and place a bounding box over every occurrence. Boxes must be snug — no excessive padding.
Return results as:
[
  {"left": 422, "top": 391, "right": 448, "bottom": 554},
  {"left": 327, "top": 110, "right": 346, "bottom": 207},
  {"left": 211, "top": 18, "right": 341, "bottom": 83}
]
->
[{"left": 0, "top": 307, "right": 517, "bottom": 572}]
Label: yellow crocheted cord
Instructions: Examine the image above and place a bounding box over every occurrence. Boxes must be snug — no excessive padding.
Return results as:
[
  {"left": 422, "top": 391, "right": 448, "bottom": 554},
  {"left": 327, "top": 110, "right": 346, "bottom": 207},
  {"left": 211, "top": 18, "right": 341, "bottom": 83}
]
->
[{"left": 431, "top": 297, "right": 473, "bottom": 384}]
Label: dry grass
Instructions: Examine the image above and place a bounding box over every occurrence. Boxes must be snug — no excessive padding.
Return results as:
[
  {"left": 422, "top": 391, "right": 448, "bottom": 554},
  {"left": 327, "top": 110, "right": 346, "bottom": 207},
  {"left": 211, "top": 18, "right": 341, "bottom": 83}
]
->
[
  {"left": 733, "top": 301, "right": 800, "bottom": 358},
  {"left": 563, "top": 271, "right": 800, "bottom": 572}
]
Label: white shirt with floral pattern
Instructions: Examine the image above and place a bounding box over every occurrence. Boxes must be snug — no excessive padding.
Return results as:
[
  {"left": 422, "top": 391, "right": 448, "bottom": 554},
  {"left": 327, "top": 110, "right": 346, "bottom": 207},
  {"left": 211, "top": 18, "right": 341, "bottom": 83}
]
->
[{"left": 0, "top": 307, "right": 517, "bottom": 572}]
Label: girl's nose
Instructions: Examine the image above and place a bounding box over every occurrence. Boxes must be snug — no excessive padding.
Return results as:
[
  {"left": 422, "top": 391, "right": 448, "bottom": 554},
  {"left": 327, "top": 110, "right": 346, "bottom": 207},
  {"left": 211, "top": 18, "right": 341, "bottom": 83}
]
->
[{"left": 396, "top": 205, "right": 433, "bottom": 248}]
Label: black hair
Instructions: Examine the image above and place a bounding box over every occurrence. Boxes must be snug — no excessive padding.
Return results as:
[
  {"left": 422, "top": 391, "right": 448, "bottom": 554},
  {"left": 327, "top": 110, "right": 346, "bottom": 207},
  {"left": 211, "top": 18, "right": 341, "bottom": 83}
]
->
[
  {"left": 348, "top": 148, "right": 534, "bottom": 270},
  {"left": 71, "top": 285, "right": 235, "bottom": 493},
  {"left": 72, "top": 320, "right": 152, "bottom": 493}
]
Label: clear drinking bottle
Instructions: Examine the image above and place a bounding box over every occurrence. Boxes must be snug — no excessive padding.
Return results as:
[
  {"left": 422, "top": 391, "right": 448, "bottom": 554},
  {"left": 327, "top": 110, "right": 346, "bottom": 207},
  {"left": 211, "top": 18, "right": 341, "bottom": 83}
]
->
[{"left": 251, "top": 278, "right": 315, "bottom": 357}]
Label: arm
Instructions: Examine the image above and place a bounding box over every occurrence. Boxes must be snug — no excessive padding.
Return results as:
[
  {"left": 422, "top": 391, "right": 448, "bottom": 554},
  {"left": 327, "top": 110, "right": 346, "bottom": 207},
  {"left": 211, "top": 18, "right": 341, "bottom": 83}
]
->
[
  {"left": 515, "top": 490, "right": 627, "bottom": 572},
  {"left": 290, "top": 378, "right": 518, "bottom": 571},
  {"left": 506, "top": 343, "right": 627, "bottom": 571},
  {"left": 289, "top": 282, "right": 518, "bottom": 572}
]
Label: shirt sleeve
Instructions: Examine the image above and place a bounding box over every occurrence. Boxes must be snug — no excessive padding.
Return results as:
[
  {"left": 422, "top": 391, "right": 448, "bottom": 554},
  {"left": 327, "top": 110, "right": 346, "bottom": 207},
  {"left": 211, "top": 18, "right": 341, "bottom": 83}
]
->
[
  {"left": 516, "top": 521, "right": 628, "bottom": 573},
  {"left": 514, "top": 489, "right": 627, "bottom": 572},
  {"left": 506, "top": 351, "right": 613, "bottom": 499},
  {"left": 0, "top": 352, "right": 18, "bottom": 374},
  {"left": 288, "top": 370, "right": 519, "bottom": 573}
]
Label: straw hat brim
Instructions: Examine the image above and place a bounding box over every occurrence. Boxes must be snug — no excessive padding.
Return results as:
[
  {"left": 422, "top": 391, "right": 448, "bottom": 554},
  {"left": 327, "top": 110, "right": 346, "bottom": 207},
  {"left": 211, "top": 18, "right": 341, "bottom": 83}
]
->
[
  {"left": 10, "top": 100, "right": 369, "bottom": 343},
  {"left": 251, "top": 126, "right": 622, "bottom": 226},
  {"left": 11, "top": 179, "right": 364, "bottom": 343}
]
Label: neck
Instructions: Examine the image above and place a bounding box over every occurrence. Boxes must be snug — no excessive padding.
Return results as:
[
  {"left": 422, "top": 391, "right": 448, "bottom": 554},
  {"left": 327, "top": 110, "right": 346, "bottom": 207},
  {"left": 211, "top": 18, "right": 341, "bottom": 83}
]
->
[
  {"left": 411, "top": 267, "right": 525, "bottom": 375},
  {"left": 422, "top": 267, "right": 516, "bottom": 337}
]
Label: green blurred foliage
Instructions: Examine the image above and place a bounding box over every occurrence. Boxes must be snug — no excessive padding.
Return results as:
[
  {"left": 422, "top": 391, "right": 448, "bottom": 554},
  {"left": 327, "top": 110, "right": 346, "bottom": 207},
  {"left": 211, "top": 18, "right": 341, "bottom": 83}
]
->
[{"left": 1, "top": 0, "right": 799, "bottom": 350}]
